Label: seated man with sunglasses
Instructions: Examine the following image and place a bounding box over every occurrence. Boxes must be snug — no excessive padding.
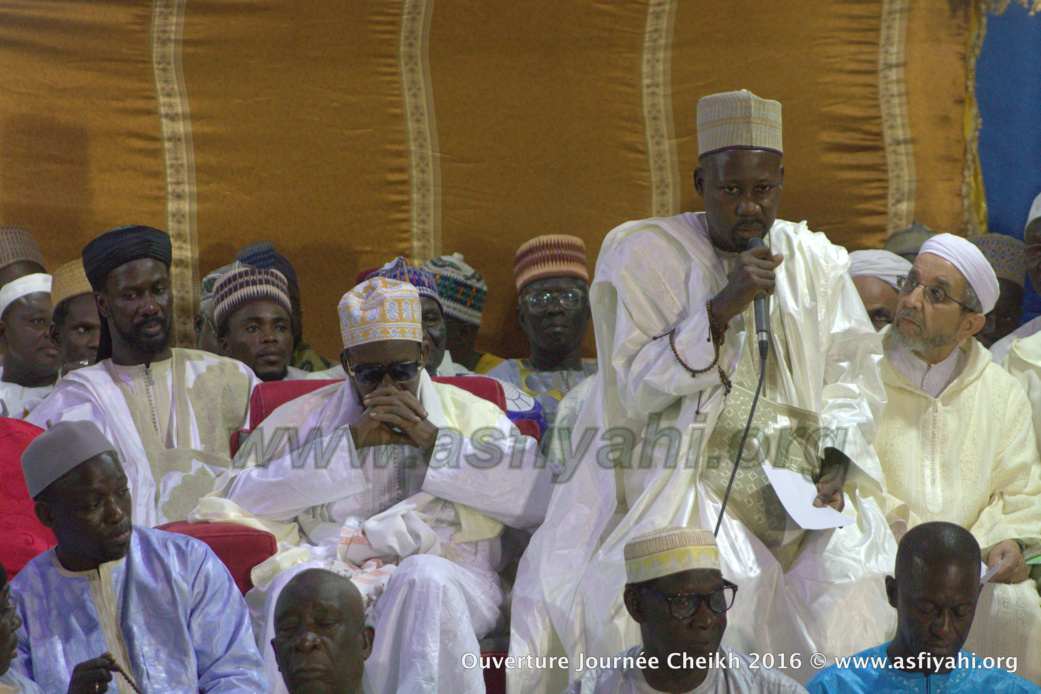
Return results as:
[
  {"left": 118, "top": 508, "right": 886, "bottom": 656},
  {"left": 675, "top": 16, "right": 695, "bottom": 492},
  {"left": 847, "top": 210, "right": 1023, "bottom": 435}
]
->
[
  {"left": 477, "top": 234, "right": 597, "bottom": 426},
  {"left": 222, "top": 277, "right": 547, "bottom": 694},
  {"left": 873, "top": 233, "right": 1041, "bottom": 681},
  {"left": 565, "top": 527, "right": 807, "bottom": 694}
]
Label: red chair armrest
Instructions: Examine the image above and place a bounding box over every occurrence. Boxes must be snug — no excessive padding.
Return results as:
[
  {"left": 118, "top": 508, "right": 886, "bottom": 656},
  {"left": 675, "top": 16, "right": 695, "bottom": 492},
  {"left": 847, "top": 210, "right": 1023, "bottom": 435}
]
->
[{"left": 156, "top": 521, "right": 277, "bottom": 594}]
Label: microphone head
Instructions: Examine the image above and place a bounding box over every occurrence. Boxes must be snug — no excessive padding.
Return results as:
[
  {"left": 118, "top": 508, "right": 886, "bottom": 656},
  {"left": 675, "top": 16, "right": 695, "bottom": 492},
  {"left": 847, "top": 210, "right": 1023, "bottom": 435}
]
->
[{"left": 746, "top": 236, "right": 765, "bottom": 251}]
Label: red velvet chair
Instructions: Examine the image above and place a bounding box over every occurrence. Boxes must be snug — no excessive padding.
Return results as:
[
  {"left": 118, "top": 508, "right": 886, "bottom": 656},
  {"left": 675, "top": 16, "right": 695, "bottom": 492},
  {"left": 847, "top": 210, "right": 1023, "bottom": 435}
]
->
[
  {"left": 232, "top": 376, "right": 519, "bottom": 455},
  {"left": 155, "top": 521, "right": 277, "bottom": 594},
  {"left": 0, "top": 419, "right": 56, "bottom": 577}
]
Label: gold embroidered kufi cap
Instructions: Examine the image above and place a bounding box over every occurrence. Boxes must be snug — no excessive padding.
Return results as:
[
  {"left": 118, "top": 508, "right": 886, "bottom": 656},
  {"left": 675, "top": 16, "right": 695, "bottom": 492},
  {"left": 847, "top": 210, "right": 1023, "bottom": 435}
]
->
[
  {"left": 338, "top": 277, "right": 422, "bottom": 349},
  {"left": 624, "top": 526, "right": 720, "bottom": 584}
]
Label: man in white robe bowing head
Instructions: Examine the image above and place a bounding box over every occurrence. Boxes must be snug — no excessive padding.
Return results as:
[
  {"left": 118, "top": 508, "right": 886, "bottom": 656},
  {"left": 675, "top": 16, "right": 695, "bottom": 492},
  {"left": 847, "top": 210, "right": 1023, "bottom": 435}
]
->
[
  {"left": 223, "top": 277, "right": 548, "bottom": 694},
  {"left": 873, "top": 232, "right": 1041, "bottom": 682},
  {"left": 509, "top": 89, "right": 896, "bottom": 692},
  {"left": 27, "top": 225, "right": 260, "bottom": 527}
]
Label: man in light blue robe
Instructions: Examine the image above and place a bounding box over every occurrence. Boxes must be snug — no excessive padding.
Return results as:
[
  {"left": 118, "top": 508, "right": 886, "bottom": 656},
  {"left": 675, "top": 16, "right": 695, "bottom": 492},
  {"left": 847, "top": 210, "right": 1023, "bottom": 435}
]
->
[
  {"left": 0, "top": 561, "right": 42, "bottom": 694},
  {"left": 10, "top": 420, "right": 267, "bottom": 694},
  {"left": 806, "top": 522, "right": 1038, "bottom": 693}
]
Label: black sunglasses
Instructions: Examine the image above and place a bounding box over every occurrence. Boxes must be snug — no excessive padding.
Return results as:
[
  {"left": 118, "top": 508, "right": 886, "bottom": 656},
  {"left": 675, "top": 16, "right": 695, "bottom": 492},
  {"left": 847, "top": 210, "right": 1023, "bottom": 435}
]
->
[{"left": 348, "top": 360, "right": 423, "bottom": 386}]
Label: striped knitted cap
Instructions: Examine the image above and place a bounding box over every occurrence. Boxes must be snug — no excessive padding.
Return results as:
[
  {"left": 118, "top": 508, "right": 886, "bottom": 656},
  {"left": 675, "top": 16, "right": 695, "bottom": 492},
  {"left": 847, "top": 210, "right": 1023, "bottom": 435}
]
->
[
  {"left": 212, "top": 266, "right": 292, "bottom": 331},
  {"left": 513, "top": 235, "right": 589, "bottom": 292},
  {"left": 697, "top": 90, "right": 782, "bottom": 158},
  {"left": 624, "top": 526, "right": 720, "bottom": 584},
  {"left": 0, "top": 226, "right": 45, "bottom": 273},
  {"left": 421, "top": 253, "right": 487, "bottom": 326},
  {"left": 368, "top": 257, "right": 443, "bottom": 312},
  {"left": 339, "top": 277, "right": 422, "bottom": 349},
  {"left": 236, "top": 241, "right": 299, "bottom": 289},
  {"left": 51, "top": 260, "right": 93, "bottom": 307}
]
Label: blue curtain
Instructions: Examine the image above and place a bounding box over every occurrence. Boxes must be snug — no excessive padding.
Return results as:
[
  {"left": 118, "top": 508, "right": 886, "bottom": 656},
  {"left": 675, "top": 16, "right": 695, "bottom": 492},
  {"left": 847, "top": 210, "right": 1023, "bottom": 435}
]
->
[{"left": 976, "top": 3, "right": 1041, "bottom": 321}]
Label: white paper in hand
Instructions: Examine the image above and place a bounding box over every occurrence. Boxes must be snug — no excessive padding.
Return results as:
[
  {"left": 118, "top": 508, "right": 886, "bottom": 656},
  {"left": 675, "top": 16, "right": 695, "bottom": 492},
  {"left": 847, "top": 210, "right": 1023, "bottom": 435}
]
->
[{"left": 762, "top": 464, "right": 853, "bottom": 530}]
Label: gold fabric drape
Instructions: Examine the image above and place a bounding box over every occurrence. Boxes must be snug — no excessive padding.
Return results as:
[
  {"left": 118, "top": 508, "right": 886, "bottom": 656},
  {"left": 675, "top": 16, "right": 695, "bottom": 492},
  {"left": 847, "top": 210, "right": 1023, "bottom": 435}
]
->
[{"left": 0, "top": 0, "right": 983, "bottom": 359}]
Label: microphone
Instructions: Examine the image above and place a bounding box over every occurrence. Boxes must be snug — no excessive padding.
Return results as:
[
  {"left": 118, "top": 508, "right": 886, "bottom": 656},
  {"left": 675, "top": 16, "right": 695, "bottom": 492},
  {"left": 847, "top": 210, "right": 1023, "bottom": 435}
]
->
[{"left": 746, "top": 237, "right": 770, "bottom": 360}]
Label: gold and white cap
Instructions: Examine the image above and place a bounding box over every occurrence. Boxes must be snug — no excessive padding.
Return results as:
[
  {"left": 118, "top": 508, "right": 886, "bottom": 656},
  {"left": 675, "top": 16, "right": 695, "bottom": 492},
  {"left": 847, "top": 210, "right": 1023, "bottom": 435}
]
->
[
  {"left": 697, "top": 90, "right": 782, "bottom": 158},
  {"left": 624, "top": 526, "right": 720, "bottom": 584}
]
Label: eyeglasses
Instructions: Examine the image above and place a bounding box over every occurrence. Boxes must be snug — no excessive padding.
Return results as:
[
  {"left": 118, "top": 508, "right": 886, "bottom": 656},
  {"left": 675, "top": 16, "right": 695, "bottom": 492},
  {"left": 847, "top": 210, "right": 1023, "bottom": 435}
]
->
[
  {"left": 348, "top": 360, "right": 422, "bottom": 386},
  {"left": 522, "top": 289, "right": 585, "bottom": 314},
  {"left": 641, "top": 580, "right": 738, "bottom": 619},
  {"left": 895, "top": 276, "right": 974, "bottom": 311}
]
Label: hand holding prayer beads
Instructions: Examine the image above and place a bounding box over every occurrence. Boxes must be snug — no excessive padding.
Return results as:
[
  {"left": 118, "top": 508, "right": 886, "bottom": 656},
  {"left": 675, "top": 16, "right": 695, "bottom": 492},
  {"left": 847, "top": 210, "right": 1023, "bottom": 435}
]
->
[
  {"left": 710, "top": 243, "right": 785, "bottom": 326},
  {"left": 66, "top": 653, "right": 116, "bottom": 694}
]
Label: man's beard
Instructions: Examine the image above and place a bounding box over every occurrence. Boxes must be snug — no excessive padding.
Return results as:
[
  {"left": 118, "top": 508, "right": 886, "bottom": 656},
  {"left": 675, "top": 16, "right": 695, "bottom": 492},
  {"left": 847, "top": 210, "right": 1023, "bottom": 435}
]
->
[
  {"left": 114, "top": 316, "right": 171, "bottom": 357},
  {"left": 891, "top": 311, "right": 958, "bottom": 355}
]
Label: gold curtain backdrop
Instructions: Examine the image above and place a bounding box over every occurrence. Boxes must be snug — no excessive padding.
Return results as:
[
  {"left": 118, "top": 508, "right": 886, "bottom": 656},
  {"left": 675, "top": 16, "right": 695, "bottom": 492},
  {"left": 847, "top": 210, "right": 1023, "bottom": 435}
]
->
[{"left": 0, "top": 0, "right": 990, "bottom": 360}]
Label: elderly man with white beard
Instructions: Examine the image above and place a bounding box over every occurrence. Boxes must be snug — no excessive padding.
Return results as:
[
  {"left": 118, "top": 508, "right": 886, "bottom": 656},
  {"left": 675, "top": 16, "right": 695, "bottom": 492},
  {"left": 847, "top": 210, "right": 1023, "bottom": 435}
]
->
[{"left": 872, "top": 232, "right": 1041, "bottom": 683}]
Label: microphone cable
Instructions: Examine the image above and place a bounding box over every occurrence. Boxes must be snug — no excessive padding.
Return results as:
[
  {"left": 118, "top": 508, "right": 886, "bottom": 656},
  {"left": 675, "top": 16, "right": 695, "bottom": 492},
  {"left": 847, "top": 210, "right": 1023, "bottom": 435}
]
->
[{"left": 714, "top": 337, "right": 768, "bottom": 537}]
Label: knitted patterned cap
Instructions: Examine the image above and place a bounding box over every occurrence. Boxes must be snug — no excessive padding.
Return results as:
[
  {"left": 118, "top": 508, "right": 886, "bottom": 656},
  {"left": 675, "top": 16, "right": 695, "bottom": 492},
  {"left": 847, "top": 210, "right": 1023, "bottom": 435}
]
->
[
  {"left": 421, "top": 253, "right": 487, "bottom": 327},
  {"left": 624, "top": 526, "right": 720, "bottom": 584},
  {"left": 883, "top": 221, "right": 936, "bottom": 258},
  {"left": 0, "top": 226, "right": 46, "bottom": 273},
  {"left": 212, "top": 266, "right": 292, "bottom": 331},
  {"left": 697, "top": 90, "right": 782, "bottom": 158},
  {"left": 368, "top": 257, "right": 442, "bottom": 311},
  {"left": 236, "top": 242, "right": 298, "bottom": 289},
  {"left": 200, "top": 262, "right": 248, "bottom": 303},
  {"left": 968, "top": 234, "right": 1025, "bottom": 288},
  {"left": 51, "top": 259, "right": 94, "bottom": 307},
  {"left": 513, "top": 235, "right": 589, "bottom": 292},
  {"left": 338, "top": 277, "right": 422, "bottom": 349}
]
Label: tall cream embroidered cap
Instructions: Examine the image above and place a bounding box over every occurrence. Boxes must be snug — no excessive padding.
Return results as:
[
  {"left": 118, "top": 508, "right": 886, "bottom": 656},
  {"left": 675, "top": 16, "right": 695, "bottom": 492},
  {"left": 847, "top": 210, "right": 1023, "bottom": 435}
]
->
[
  {"left": 624, "top": 526, "right": 720, "bottom": 584},
  {"left": 51, "top": 259, "right": 93, "bottom": 307},
  {"left": 338, "top": 277, "right": 422, "bottom": 349},
  {"left": 697, "top": 90, "right": 782, "bottom": 158}
]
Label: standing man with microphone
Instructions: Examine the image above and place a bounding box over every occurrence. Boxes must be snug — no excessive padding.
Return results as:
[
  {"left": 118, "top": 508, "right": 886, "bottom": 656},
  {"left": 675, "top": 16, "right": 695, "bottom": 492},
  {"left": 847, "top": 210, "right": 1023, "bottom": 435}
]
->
[{"left": 510, "top": 90, "right": 896, "bottom": 693}]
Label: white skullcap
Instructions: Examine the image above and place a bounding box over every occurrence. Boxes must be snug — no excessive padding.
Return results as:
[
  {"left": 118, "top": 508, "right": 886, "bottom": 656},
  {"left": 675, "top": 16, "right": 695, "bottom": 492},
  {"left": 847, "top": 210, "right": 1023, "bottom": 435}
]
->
[
  {"left": 697, "top": 90, "right": 782, "bottom": 158},
  {"left": 918, "top": 234, "right": 999, "bottom": 314},
  {"left": 624, "top": 526, "right": 720, "bottom": 584},
  {"left": 22, "top": 420, "right": 118, "bottom": 498},
  {"left": 0, "top": 273, "right": 52, "bottom": 320},
  {"left": 848, "top": 250, "right": 913, "bottom": 290},
  {"left": 1027, "top": 191, "right": 1041, "bottom": 233}
]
